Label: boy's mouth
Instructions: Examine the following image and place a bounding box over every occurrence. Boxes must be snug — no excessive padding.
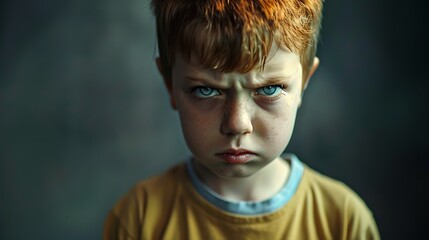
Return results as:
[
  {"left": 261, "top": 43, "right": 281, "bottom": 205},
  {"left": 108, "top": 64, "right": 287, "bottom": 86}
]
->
[{"left": 216, "top": 149, "right": 256, "bottom": 164}]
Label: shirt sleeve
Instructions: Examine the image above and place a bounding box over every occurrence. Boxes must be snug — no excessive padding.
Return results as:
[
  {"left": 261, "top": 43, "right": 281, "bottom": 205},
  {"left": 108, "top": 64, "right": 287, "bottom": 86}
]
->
[
  {"left": 341, "top": 193, "right": 381, "bottom": 240},
  {"left": 103, "top": 211, "right": 135, "bottom": 240},
  {"left": 103, "top": 185, "right": 145, "bottom": 240}
]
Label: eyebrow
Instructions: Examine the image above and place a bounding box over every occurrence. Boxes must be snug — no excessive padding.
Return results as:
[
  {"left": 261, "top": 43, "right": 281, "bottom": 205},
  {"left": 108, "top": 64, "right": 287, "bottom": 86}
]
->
[
  {"left": 184, "top": 76, "right": 224, "bottom": 87},
  {"left": 184, "top": 76, "right": 208, "bottom": 82}
]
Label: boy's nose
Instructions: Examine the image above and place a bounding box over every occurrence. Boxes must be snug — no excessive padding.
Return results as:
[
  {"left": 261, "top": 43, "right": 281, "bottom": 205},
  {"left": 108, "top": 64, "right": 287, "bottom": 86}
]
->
[{"left": 220, "top": 97, "right": 253, "bottom": 136}]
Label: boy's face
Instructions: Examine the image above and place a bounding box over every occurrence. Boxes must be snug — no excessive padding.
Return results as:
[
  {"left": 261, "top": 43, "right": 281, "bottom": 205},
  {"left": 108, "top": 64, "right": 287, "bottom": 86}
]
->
[{"left": 160, "top": 47, "right": 316, "bottom": 179}]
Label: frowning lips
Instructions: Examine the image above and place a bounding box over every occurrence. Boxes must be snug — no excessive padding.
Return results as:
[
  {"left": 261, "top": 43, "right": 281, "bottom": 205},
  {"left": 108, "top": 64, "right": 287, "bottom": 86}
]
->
[{"left": 216, "top": 149, "right": 256, "bottom": 164}]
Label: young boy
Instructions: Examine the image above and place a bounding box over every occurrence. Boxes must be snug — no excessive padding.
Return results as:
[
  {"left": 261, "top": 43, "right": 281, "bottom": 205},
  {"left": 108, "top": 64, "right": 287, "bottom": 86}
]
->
[{"left": 104, "top": 0, "right": 380, "bottom": 239}]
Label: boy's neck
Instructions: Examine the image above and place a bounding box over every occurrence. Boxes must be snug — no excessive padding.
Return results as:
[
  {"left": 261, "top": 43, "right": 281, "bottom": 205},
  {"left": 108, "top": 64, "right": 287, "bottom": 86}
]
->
[{"left": 194, "top": 157, "right": 290, "bottom": 202}]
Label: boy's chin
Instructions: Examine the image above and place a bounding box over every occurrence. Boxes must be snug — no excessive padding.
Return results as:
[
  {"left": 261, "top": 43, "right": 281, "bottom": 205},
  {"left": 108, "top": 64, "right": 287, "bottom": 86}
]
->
[{"left": 210, "top": 163, "right": 263, "bottom": 179}]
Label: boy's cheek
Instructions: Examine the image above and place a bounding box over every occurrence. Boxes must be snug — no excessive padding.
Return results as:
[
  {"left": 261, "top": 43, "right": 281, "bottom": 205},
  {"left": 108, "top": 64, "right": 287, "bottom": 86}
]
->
[{"left": 179, "top": 107, "right": 220, "bottom": 132}]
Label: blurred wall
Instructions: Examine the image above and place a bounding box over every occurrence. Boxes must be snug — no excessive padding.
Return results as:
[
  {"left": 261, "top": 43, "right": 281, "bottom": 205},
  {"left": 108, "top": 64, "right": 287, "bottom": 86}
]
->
[{"left": 1, "top": 0, "right": 426, "bottom": 239}]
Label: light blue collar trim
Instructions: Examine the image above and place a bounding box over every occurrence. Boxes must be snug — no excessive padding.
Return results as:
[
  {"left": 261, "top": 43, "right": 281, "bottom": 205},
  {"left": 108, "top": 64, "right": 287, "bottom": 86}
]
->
[{"left": 186, "top": 154, "right": 304, "bottom": 215}]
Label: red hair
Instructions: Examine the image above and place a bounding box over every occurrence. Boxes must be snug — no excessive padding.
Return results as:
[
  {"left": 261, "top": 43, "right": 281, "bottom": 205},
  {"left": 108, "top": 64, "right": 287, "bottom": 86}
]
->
[{"left": 152, "top": 0, "right": 323, "bottom": 79}]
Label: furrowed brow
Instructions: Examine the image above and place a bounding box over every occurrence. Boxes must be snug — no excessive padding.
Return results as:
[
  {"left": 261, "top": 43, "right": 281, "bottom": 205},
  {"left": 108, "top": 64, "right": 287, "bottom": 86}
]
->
[
  {"left": 184, "top": 76, "right": 225, "bottom": 88},
  {"left": 184, "top": 76, "right": 204, "bottom": 82}
]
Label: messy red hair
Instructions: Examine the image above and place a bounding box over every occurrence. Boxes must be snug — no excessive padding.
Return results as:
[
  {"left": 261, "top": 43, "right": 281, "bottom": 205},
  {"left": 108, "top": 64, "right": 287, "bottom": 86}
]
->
[{"left": 151, "top": 0, "right": 323, "bottom": 80}]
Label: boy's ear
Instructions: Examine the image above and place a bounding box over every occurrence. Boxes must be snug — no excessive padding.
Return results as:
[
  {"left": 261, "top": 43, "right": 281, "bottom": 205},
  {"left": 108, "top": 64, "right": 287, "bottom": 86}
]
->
[
  {"left": 302, "top": 57, "right": 320, "bottom": 91},
  {"left": 156, "top": 57, "right": 177, "bottom": 110},
  {"left": 299, "top": 57, "right": 320, "bottom": 106}
]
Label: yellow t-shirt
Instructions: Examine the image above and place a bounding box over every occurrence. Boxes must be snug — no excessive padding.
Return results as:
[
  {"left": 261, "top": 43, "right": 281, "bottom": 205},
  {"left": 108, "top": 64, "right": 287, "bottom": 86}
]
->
[{"left": 103, "top": 158, "right": 380, "bottom": 240}]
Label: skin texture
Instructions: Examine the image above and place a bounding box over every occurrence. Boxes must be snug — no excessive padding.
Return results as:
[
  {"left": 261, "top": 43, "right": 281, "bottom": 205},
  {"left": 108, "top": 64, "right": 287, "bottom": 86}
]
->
[{"left": 158, "top": 46, "right": 319, "bottom": 201}]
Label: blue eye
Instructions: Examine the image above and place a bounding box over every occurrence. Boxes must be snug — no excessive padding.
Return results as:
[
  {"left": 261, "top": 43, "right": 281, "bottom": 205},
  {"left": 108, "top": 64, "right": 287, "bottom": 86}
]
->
[
  {"left": 256, "top": 85, "right": 284, "bottom": 96},
  {"left": 193, "top": 87, "right": 221, "bottom": 98}
]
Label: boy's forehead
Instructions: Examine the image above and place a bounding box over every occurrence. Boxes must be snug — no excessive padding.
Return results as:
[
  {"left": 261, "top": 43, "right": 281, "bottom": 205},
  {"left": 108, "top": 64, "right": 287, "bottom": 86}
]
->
[
  {"left": 174, "top": 46, "right": 302, "bottom": 85},
  {"left": 180, "top": 46, "right": 299, "bottom": 72}
]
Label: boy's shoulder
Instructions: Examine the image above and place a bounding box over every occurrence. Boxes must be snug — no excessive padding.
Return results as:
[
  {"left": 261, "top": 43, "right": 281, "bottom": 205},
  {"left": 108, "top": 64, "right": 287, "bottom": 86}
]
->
[
  {"left": 119, "top": 161, "right": 187, "bottom": 204},
  {"left": 103, "top": 162, "right": 187, "bottom": 239},
  {"left": 297, "top": 164, "right": 380, "bottom": 239},
  {"left": 282, "top": 154, "right": 370, "bottom": 211},
  {"left": 108, "top": 161, "right": 187, "bottom": 214},
  {"left": 135, "top": 161, "right": 187, "bottom": 191},
  {"left": 304, "top": 165, "right": 356, "bottom": 196},
  {"left": 302, "top": 165, "right": 368, "bottom": 208}
]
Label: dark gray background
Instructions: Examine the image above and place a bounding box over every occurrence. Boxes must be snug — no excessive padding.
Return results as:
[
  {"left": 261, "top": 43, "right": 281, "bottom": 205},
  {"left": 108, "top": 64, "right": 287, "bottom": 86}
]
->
[{"left": 1, "top": 0, "right": 427, "bottom": 239}]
